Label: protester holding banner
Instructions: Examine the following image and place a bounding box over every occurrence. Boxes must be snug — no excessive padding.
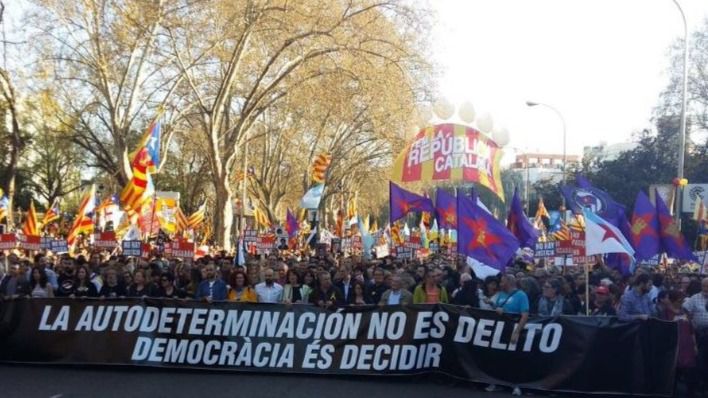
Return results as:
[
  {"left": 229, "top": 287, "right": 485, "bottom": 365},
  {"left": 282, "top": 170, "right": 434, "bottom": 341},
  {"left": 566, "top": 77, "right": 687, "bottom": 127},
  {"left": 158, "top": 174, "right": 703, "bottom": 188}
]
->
[
  {"left": 618, "top": 273, "right": 654, "bottom": 321},
  {"left": 683, "top": 278, "right": 708, "bottom": 393},
  {"left": 413, "top": 268, "right": 449, "bottom": 304},
  {"left": 282, "top": 270, "right": 311, "bottom": 304},
  {"left": 195, "top": 263, "right": 227, "bottom": 302},
  {"left": 99, "top": 268, "right": 127, "bottom": 298},
  {"left": 309, "top": 271, "right": 344, "bottom": 308},
  {"left": 380, "top": 275, "right": 413, "bottom": 306},
  {"left": 126, "top": 270, "right": 156, "bottom": 298},
  {"left": 29, "top": 267, "right": 54, "bottom": 298},
  {"left": 537, "top": 278, "right": 574, "bottom": 316},
  {"left": 73, "top": 265, "right": 98, "bottom": 298}
]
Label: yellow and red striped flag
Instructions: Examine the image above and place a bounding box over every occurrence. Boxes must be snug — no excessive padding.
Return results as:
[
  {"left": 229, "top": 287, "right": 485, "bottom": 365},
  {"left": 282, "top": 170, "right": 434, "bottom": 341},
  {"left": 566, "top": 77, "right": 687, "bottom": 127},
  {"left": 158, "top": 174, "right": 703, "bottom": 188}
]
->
[
  {"left": 42, "top": 198, "right": 61, "bottom": 226},
  {"left": 187, "top": 202, "right": 206, "bottom": 229},
  {"left": 175, "top": 206, "right": 189, "bottom": 232},
  {"left": 67, "top": 186, "right": 96, "bottom": 246},
  {"left": 253, "top": 206, "right": 271, "bottom": 228},
  {"left": 120, "top": 148, "right": 152, "bottom": 212},
  {"left": 22, "top": 200, "right": 40, "bottom": 236},
  {"left": 535, "top": 198, "right": 550, "bottom": 220},
  {"left": 311, "top": 153, "right": 331, "bottom": 184}
]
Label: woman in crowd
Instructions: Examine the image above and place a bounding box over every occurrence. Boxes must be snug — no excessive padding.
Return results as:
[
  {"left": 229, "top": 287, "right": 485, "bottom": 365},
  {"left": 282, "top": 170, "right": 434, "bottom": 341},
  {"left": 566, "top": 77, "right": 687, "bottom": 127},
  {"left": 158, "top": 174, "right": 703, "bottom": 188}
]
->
[
  {"left": 537, "top": 278, "right": 574, "bottom": 316},
  {"left": 452, "top": 273, "right": 480, "bottom": 307},
  {"left": 73, "top": 265, "right": 98, "bottom": 298},
  {"left": 30, "top": 266, "right": 54, "bottom": 298},
  {"left": 303, "top": 270, "right": 316, "bottom": 291},
  {"left": 227, "top": 270, "right": 257, "bottom": 303},
  {"left": 479, "top": 276, "right": 500, "bottom": 310},
  {"left": 122, "top": 271, "right": 133, "bottom": 291},
  {"left": 349, "top": 280, "right": 370, "bottom": 305},
  {"left": 158, "top": 272, "right": 186, "bottom": 299},
  {"left": 127, "top": 270, "right": 153, "bottom": 297},
  {"left": 282, "top": 270, "right": 311, "bottom": 304},
  {"left": 413, "top": 268, "right": 448, "bottom": 304}
]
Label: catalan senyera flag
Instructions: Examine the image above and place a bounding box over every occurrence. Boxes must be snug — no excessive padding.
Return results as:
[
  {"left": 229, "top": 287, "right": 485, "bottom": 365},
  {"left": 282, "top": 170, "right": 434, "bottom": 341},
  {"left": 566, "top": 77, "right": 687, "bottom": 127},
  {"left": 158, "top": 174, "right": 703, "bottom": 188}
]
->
[
  {"left": 42, "top": 198, "right": 61, "bottom": 226},
  {"left": 253, "top": 206, "right": 271, "bottom": 228},
  {"left": 22, "top": 200, "right": 40, "bottom": 236},
  {"left": 175, "top": 206, "right": 189, "bottom": 233},
  {"left": 187, "top": 202, "right": 206, "bottom": 229},
  {"left": 391, "top": 123, "right": 505, "bottom": 201},
  {"left": 67, "top": 186, "right": 96, "bottom": 246},
  {"left": 311, "top": 153, "right": 332, "bottom": 184}
]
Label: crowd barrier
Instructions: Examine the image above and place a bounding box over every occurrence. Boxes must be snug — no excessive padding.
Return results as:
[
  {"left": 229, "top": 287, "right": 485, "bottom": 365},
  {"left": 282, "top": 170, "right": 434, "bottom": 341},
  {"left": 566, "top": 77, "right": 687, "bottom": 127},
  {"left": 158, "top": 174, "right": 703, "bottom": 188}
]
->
[{"left": 0, "top": 298, "right": 678, "bottom": 396}]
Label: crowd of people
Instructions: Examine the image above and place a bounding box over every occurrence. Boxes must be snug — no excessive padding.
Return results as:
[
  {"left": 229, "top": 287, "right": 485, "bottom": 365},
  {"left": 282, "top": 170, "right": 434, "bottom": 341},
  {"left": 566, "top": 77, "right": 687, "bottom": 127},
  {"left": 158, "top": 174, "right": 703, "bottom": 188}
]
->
[{"left": 0, "top": 248, "right": 706, "bottom": 396}]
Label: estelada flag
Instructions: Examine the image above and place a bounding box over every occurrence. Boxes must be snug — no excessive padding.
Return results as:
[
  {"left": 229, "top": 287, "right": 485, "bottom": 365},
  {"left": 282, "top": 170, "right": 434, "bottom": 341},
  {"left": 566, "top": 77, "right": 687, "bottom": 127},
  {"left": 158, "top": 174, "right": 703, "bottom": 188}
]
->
[
  {"left": 391, "top": 124, "right": 505, "bottom": 201},
  {"left": 42, "top": 198, "right": 61, "bottom": 226}
]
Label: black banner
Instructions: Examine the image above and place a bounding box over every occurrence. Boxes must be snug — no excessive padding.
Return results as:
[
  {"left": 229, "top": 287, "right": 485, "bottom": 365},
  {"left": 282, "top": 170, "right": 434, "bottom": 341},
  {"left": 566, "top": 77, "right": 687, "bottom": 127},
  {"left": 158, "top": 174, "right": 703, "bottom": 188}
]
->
[{"left": 0, "top": 299, "right": 677, "bottom": 396}]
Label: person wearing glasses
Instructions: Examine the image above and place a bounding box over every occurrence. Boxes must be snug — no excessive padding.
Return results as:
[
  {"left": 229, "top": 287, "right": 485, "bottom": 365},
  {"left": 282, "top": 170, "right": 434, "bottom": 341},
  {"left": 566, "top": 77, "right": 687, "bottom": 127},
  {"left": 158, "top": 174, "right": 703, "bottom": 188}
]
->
[
  {"left": 158, "top": 272, "right": 186, "bottom": 299},
  {"left": 537, "top": 278, "right": 574, "bottom": 316}
]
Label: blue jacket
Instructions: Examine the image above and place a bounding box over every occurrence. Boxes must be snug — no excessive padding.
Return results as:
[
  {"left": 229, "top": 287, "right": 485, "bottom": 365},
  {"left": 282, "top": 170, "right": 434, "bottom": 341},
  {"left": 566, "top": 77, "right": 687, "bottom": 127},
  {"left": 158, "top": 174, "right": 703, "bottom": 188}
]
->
[{"left": 195, "top": 279, "right": 228, "bottom": 301}]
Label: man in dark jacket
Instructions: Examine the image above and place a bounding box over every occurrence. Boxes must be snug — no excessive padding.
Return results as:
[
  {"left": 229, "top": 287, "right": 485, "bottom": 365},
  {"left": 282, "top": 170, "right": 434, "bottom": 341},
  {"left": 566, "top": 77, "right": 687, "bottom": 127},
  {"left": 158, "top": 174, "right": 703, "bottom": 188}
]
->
[
  {"left": 0, "top": 263, "right": 30, "bottom": 299},
  {"left": 310, "top": 271, "right": 344, "bottom": 309},
  {"left": 366, "top": 268, "right": 388, "bottom": 304}
]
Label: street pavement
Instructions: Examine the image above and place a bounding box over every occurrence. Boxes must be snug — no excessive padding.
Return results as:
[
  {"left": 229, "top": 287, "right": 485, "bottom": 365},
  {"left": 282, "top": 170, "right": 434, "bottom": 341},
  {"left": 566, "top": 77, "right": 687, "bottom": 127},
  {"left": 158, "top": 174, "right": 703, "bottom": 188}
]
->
[{"left": 0, "top": 364, "right": 569, "bottom": 398}]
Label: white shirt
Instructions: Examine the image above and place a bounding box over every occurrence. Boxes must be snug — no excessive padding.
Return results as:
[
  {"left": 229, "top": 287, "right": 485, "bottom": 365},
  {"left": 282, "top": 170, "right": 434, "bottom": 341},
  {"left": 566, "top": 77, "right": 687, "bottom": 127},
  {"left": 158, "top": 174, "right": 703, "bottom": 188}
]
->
[
  {"left": 387, "top": 290, "right": 401, "bottom": 305},
  {"left": 255, "top": 282, "right": 283, "bottom": 303},
  {"left": 683, "top": 292, "right": 708, "bottom": 331}
]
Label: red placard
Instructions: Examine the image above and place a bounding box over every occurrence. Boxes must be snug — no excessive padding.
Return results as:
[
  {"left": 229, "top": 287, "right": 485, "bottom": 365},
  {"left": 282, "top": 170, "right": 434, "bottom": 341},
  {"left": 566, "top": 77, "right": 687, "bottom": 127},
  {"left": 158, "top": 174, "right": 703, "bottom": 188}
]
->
[
  {"left": 94, "top": 231, "right": 118, "bottom": 248},
  {"left": 0, "top": 234, "right": 16, "bottom": 250},
  {"left": 18, "top": 235, "right": 41, "bottom": 251},
  {"left": 170, "top": 240, "right": 194, "bottom": 259}
]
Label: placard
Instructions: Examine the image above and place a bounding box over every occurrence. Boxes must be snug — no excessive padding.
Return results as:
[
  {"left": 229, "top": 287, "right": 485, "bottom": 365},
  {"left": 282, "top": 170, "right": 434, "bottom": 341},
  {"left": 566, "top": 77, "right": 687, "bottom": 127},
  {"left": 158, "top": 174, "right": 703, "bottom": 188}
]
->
[
  {"left": 94, "top": 231, "right": 118, "bottom": 249},
  {"left": 171, "top": 240, "right": 195, "bottom": 260},
  {"left": 122, "top": 240, "right": 143, "bottom": 257},
  {"left": 50, "top": 239, "right": 69, "bottom": 253},
  {"left": 40, "top": 237, "right": 53, "bottom": 250},
  {"left": 534, "top": 241, "right": 557, "bottom": 258},
  {"left": 0, "top": 233, "right": 16, "bottom": 250},
  {"left": 18, "top": 235, "right": 41, "bottom": 251}
]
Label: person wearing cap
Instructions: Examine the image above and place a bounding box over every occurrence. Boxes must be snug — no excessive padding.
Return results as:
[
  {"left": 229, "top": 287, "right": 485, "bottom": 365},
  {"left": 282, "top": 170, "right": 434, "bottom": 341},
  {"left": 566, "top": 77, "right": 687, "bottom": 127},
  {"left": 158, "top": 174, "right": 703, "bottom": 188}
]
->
[
  {"left": 537, "top": 278, "right": 574, "bottom": 316},
  {"left": 590, "top": 285, "right": 617, "bottom": 316}
]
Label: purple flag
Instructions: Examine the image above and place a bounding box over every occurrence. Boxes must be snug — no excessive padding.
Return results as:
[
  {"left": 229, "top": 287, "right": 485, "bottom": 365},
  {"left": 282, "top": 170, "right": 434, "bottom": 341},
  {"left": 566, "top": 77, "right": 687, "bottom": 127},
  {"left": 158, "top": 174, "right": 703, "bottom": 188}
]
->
[
  {"left": 435, "top": 188, "right": 457, "bottom": 229},
  {"left": 630, "top": 191, "right": 660, "bottom": 261},
  {"left": 506, "top": 188, "right": 539, "bottom": 248},
  {"left": 389, "top": 182, "right": 434, "bottom": 224},
  {"left": 655, "top": 191, "right": 697, "bottom": 261},
  {"left": 286, "top": 208, "right": 299, "bottom": 237},
  {"left": 457, "top": 194, "right": 519, "bottom": 270}
]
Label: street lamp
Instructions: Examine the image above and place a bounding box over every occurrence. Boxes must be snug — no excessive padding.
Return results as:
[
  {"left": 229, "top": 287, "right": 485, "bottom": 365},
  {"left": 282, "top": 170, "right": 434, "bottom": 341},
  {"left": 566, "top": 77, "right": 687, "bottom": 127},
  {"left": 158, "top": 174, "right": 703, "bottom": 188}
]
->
[
  {"left": 671, "top": 0, "right": 689, "bottom": 226},
  {"left": 526, "top": 101, "right": 567, "bottom": 177}
]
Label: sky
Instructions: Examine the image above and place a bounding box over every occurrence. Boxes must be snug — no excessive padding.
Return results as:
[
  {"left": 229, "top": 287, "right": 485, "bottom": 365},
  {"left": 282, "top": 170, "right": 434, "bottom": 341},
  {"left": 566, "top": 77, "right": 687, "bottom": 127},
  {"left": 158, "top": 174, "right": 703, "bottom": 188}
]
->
[{"left": 429, "top": 0, "right": 708, "bottom": 161}]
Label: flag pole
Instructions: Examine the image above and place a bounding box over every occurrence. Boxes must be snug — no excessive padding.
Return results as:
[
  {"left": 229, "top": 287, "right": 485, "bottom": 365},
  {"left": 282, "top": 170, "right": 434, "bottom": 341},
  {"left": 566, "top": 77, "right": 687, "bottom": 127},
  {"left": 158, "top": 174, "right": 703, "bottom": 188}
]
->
[{"left": 585, "top": 262, "right": 590, "bottom": 316}]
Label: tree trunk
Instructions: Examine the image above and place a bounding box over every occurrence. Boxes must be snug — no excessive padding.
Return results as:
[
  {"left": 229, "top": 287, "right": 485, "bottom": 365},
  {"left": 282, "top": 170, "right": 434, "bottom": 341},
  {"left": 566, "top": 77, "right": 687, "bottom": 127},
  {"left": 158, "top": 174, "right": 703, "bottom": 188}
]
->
[{"left": 213, "top": 177, "right": 234, "bottom": 251}]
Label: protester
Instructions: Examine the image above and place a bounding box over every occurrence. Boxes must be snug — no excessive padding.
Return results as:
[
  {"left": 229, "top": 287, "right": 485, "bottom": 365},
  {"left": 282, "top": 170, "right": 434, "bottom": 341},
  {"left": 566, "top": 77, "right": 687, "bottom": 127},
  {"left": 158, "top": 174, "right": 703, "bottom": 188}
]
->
[
  {"left": 254, "top": 268, "right": 283, "bottom": 303},
  {"left": 195, "top": 263, "right": 227, "bottom": 301},
  {"left": 537, "top": 278, "right": 574, "bottom": 316},
  {"left": 30, "top": 266, "right": 54, "bottom": 298},
  {"left": 380, "top": 275, "right": 413, "bottom": 306},
  {"left": 73, "top": 265, "right": 98, "bottom": 298},
  {"left": 282, "top": 270, "right": 310, "bottom": 304},
  {"left": 126, "top": 270, "right": 154, "bottom": 297},
  {"left": 158, "top": 272, "right": 186, "bottom": 299},
  {"left": 310, "top": 271, "right": 344, "bottom": 309},
  {"left": 590, "top": 286, "right": 616, "bottom": 316},
  {"left": 479, "top": 276, "right": 499, "bottom": 310},
  {"left": 335, "top": 267, "right": 354, "bottom": 303},
  {"left": 682, "top": 278, "right": 708, "bottom": 394},
  {"left": 99, "top": 267, "right": 126, "bottom": 298},
  {"left": 487, "top": 274, "right": 529, "bottom": 396},
  {"left": 349, "top": 280, "right": 371, "bottom": 305},
  {"left": 413, "top": 268, "right": 449, "bottom": 304},
  {"left": 451, "top": 273, "right": 480, "bottom": 307},
  {"left": 618, "top": 273, "right": 653, "bottom": 321},
  {"left": 366, "top": 268, "right": 388, "bottom": 305}
]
